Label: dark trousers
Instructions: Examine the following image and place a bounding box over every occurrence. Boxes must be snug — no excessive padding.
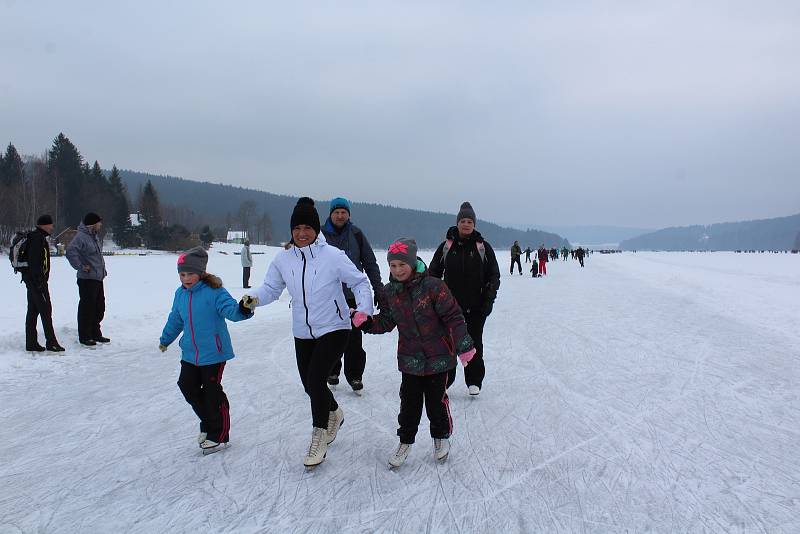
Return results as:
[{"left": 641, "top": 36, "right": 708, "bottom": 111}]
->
[
  {"left": 25, "top": 281, "right": 57, "bottom": 346},
  {"left": 447, "top": 311, "right": 486, "bottom": 389},
  {"left": 511, "top": 256, "right": 522, "bottom": 274},
  {"left": 295, "top": 329, "right": 350, "bottom": 428},
  {"left": 77, "top": 279, "right": 105, "bottom": 341},
  {"left": 330, "top": 299, "right": 366, "bottom": 383},
  {"left": 398, "top": 371, "right": 452, "bottom": 444},
  {"left": 578, "top": 257, "right": 584, "bottom": 267},
  {"left": 178, "top": 360, "right": 230, "bottom": 443},
  {"left": 243, "top": 266, "right": 251, "bottom": 287},
  {"left": 330, "top": 327, "right": 366, "bottom": 383}
]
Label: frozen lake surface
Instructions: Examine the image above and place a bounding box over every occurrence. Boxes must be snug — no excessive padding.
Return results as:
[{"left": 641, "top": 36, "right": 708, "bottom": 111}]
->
[{"left": 1, "top": 246, "right": 798, "bottom": 533}]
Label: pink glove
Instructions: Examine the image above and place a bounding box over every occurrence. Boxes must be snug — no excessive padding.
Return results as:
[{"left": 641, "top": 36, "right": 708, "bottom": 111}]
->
[
  {"left": 458, "top": 348, "right": 476, "bottom": 367},
  {"left": 351, "top": 311, "right": 369, "bottom": 328}
]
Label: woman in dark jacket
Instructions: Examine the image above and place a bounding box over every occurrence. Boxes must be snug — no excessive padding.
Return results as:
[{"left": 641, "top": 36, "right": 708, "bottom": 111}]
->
[{"left": 428, "top": 202, "right": 500, "bottom": 396}]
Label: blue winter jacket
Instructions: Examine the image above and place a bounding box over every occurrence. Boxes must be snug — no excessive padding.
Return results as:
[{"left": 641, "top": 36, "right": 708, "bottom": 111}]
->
[{"left": 160, "top": 280, "right": 252, "bottom": 366}]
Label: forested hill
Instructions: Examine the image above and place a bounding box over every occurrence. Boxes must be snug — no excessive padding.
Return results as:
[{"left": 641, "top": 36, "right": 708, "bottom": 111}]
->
[
  {"left": 620, "top": 213, "right": 800, "bottom": 251},
  {"left": 119, "top": 170, "right": 569, "bottom": 249}
]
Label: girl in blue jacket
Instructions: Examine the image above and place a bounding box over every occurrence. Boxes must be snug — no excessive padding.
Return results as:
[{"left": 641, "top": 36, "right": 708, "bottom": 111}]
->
[{"left": 160, "top": 246, "right": 253, "bottom": 454}]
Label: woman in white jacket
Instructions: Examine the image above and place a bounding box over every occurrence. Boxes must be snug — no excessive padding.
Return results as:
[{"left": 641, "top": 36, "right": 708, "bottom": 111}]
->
[{"left": 244, "top": 197, "right": 374, "bottom": 468}]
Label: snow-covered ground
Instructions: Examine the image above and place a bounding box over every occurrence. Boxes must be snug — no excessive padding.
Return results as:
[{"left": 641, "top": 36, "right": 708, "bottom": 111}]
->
[{"left": 1, "top": 245, "right": 798, "bottom": 533}]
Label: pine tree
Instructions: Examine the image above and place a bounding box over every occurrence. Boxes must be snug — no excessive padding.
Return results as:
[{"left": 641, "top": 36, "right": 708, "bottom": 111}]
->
[
  {"left": 139, "top": 179, "right": 163, "bottom": 248},
  {"left": 108, "top": 166, "right": 136, "bottom": 247},
  {"left": 1, "top": 143, "right": 24, "bottom": 187},
  {"left": 0, "top": 144, "right": 27, "bottom": 236},
  {"left": 48, "top": 133, "right": 85, "bottom": 228}
]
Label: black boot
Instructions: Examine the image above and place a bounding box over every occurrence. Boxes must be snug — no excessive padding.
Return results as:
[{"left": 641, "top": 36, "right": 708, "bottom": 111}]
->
[
  {"left": 26, "top": 343, "right": 46, "bottom": 352},
  {"left": 46, "top": 342, "right": 66, "bottom": 352}
]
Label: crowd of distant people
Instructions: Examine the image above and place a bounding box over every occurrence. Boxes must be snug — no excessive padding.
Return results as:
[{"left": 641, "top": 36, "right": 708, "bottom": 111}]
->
[{"left": 510, "top": 242, "right": 590, "bottom": 277}]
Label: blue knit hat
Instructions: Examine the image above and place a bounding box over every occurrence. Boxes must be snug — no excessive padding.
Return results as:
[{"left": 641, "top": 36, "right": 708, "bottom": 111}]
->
[{"left": 329, "top": 197, "right": 352, "bottom": 215}]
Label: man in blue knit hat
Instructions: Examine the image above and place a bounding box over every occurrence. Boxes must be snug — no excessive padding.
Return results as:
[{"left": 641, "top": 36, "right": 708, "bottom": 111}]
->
[{"left": 322, "top": 197, "right": 383, "bottom": 394}]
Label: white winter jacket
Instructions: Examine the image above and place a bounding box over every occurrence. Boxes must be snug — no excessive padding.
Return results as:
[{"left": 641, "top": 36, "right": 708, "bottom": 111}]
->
[{"left": 251, "top": 233, "right": 374, "bottom": 339}]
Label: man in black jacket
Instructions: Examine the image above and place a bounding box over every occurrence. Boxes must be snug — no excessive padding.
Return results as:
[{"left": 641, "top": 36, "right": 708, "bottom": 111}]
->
[
  {"left": 22, "top": 215, "right": 65, "bottom": 352},
  {"left": 429, "top": 202, "right": 500, "bottom": 396},
  {"left": 321, "top": 197, "right": 383, "bottom": 394}
]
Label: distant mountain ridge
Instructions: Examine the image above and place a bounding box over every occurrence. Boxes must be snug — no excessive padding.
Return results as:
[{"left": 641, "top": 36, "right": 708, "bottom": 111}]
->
[
  {"left": 118, "top": 170, "right": 570, "bottom": 249},
  {"left": 531, "top": 225, "right": 654, "bottom": 246},
  {"left": 620, "top": 213, "right": 800, "bottom": 251}
]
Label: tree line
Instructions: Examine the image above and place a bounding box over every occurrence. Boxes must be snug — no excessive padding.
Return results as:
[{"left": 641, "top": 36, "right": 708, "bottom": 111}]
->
[
  {"left": 119, "top": 170, "right": 569, "bottom": 249},
  {"left": 3, "top": 132, "right": 570, "bottom": 251},
  {"left": 0, "top": 133, "right": 273, "bottom": 250}
]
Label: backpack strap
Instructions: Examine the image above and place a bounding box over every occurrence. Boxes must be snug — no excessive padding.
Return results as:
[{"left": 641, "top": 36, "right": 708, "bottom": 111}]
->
[
  {"left": 442, "top": 238, "right": 453, "bottom": 258},
  {"left": 442, "top": 238, "right": 485, "bottom": 262}
]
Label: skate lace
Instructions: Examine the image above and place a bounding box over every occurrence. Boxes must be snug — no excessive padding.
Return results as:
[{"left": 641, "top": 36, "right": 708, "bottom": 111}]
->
[
  {"left": 308, "top": 429, "right": 324, "bottom": 456},
  {"left": 434, "top": 439, "right": 442, "bottom": 451},
  {"left": 394, "top": 443, "right": 410, "bottom": 457},
  {"left": 327, "top": 411, "right": 336, "bottom": 431}
]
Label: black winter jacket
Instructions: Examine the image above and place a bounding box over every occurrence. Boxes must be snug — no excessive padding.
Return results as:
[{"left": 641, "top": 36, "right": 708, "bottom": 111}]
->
[
  {"left": 429, "top": 227, "right": 500, "bottom": 316},
  {"left": 22, "top": 228, "right": 51, "bottom": 287}
]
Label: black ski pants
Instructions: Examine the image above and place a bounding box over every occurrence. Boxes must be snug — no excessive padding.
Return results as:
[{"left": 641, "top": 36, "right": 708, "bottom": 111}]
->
[
  {"left": 295, "top": 329, "right": 349, "bottom": 429},
  {"left": 178, "top": 360, "right": 230, "bottom": 443},
  {"left": 398, "top": 371, "right": 452, "bottom": 444},
  {"left": 330, "top": 298, "right": 366, "bottom": 384},
  {"left": 447, "top": 310, "right": 486, "bottom": 389},
  {"left": 25, "top": 281, "right": 57, "bottom": 347},
  {"left": 511, "top": 256, "right": 522, "bottom": 274},
  {"left": 77, "top": 279, "right": 105, "bottom": 342},
  {"left": 243, "top": 266, "right": 251, "bottom": 288}
]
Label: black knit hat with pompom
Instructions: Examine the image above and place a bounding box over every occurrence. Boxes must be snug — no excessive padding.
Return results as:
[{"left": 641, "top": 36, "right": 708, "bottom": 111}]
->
[
  {"left": 456, "top": 201, "right": 476, "bottom": 223},
  {"left": 290, "top": 197, "right": 321, "bottom": 235}
]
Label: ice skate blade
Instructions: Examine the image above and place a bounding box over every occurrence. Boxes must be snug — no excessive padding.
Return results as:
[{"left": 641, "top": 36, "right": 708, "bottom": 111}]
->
[
  {"left": 304, "top": 455, "right": 327, "bottom": 471},
  {"left": 201, "top": 442, "right": 230, "bottom": 455}
]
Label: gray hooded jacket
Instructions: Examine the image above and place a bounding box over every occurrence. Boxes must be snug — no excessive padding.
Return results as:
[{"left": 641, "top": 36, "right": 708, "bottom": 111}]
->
[{"left": 66, "top": 223, "right": 107, "bottom": 280}]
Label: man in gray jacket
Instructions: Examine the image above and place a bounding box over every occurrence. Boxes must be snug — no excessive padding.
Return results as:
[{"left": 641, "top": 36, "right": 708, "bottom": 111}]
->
[
  {"left": 66, "top": 212, "right": 109, "bottom": 346},
  {"left": 241, "top": 240, "right": 253, "bottom": 288},
  {"left": 321, "top": 197, "right": 383, "bottom": 394}
]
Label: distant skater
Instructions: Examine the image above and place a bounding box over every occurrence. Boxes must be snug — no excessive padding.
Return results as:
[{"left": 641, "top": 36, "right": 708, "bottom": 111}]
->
[
  {"left": 510, "top": 241, "right": 522, "bottom": 275},
  {"left": 241, "top": 240, "right": 252, "bottom": 288},
  {"left": 575, "top": 246, "right": 586, "bottom": 267},
  {"left": 537, "top": 245, "right": 548, "bottom": 276}
]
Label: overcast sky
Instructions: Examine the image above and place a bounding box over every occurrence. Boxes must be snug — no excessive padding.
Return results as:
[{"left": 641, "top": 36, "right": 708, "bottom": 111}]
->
[{"left": 2, "top": 1, "right": 798, "bottom": 228}]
